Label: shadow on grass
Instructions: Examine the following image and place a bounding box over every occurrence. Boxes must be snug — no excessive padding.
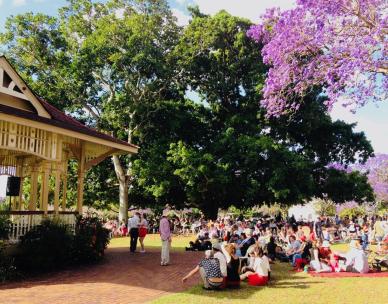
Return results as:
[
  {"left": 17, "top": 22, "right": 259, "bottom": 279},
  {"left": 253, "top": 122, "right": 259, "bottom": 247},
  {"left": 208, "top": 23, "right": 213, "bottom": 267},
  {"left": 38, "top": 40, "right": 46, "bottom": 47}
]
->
[{"left": 169, "top": 263, "right": 324, "bottom": 301}]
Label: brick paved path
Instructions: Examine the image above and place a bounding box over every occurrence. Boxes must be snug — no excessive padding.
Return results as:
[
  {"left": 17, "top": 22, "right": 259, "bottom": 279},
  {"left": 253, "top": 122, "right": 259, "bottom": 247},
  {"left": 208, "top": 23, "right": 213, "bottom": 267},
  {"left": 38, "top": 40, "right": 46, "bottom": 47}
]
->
[{"left": 0, "top": 248, "right": 203, "bottom": 304}]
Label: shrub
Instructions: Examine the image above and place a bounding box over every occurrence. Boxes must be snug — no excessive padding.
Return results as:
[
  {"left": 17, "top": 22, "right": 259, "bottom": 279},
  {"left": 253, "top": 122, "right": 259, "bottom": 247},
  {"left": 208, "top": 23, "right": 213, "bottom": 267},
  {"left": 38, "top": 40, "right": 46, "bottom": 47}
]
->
[
  {"left": 15, "top": 218, "right": 73, "bottom": 273},
  {"left": 339, "top": 207, "right": 366, "bottom": 220},
  {"left": 0, "top": 246, "right": 20, "bottom": 283},
  {"left": 72, "top": 214, "right": 110, "bottom": 264},
  {"left": 0, "top": 216, "right": 11, "bottom": 240},
  {"left": 7, "top": 215, "right": 109, "bottom": 278}
]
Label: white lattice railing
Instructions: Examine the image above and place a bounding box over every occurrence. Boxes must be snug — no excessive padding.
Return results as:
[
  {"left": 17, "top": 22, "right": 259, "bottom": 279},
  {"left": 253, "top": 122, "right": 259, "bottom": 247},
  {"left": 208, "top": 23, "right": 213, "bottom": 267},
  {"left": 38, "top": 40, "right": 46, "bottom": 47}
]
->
[{"left": 2, "top": 211, "right": 77, "bottom": 242}]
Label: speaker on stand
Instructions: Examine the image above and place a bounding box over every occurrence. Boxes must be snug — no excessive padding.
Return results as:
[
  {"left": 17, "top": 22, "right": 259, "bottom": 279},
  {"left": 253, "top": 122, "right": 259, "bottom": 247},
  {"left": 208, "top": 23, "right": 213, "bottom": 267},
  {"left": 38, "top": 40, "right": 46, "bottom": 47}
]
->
[{"left": 6, "top": 176, "right": 21, "bottom": 211}]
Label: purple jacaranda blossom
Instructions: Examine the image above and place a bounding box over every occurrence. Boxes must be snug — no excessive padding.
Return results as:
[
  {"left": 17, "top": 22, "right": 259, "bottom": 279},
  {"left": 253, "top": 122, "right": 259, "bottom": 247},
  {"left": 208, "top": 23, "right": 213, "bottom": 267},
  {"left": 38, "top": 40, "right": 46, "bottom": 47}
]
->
[
  {"left": 248, "top": 0, "right": 388, "bottom": 117},
  {"left": 330, "top": 154, "right": 388, "bottom": 202}
]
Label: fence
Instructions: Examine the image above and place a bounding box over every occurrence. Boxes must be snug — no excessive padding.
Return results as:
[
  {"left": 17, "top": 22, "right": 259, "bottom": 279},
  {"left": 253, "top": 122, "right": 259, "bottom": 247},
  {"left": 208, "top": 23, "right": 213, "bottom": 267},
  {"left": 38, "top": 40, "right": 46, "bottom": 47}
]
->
[{"left": 0, "top": 211, "right": 77, "bottom": 242}]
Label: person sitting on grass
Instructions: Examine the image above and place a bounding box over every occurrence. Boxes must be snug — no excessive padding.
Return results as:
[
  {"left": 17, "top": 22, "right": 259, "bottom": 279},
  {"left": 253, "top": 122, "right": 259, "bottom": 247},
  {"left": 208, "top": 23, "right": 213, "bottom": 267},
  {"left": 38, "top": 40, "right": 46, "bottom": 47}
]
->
[
  {"left": 291, "top": 236, "right": 312, "bottom": 269},
  {"left": 222, "top": 243, "right": 241, "bottom": 288},
  {"left": 286, "top": 235, "right": 301, "bottom": 263},
  {"left": 239, "top": 229, "right": 256, "bottom": 257},
  {"left": 310, "top": 240, "right": 337, "bottom": 272},
  {"left": 266, "top": 236, "right": 277, "bottom": 261},
  {"left": 212, "top": 243, "right": 228, "bottom": 279},
  {"left": 186, "top": 232, "right": 212, "bottom": 251},
  {"left": 240, "top": 247, "right": 270, "bottom": 286},
  {"left": 335, "top": 239, "right": 369, "bottom": 273},
  {"left": 182, "top": 250, "right": 224, "bottom": 290}
]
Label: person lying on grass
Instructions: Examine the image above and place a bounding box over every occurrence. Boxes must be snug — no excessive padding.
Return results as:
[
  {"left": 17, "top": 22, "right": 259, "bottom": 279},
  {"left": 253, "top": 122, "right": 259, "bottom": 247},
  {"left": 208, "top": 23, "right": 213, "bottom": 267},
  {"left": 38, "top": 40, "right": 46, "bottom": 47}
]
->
[{"left": 182, "top": 250, "right": 224, "bottom": 290}]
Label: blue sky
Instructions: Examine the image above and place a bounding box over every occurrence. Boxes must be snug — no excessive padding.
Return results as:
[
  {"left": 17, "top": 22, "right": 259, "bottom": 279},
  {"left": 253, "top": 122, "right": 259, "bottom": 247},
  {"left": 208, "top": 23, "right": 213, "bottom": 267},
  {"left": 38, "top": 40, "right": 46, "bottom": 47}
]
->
[{"left": 0, "top": 0, "right": 387, "bottom": 153}]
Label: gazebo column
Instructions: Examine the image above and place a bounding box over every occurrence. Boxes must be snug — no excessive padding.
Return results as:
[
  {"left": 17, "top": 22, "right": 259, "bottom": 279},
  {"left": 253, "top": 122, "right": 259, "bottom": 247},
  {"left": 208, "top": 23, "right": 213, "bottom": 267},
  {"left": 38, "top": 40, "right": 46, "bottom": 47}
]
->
[
  {"left": 77, "top": 141, "right": 85, "bottom": 214},
  {"left": 41, "top": 162, "right": 50, "bottom": 214},
  {"left": 54, "top": 164, "right": 61, "bottom": 215},
  {"left": 61, "top": 153, "right": 68, "bottom": 211},
  {"left": 29, "top": 165, "right": 39, "bottom": 211},
  {"left": 62, "top": 162, "right": 68, "bottom": 211},
  {"left": 16, "top": 158, "right": 24, "bottom": 210}
]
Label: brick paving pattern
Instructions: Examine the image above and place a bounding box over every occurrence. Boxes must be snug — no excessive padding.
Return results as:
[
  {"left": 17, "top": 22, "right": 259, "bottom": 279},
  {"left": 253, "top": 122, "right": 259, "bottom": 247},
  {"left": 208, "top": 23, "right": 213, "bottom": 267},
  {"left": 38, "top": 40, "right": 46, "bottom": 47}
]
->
[{"left": 0, "top": 247, "right": 203, "bottom": 304}]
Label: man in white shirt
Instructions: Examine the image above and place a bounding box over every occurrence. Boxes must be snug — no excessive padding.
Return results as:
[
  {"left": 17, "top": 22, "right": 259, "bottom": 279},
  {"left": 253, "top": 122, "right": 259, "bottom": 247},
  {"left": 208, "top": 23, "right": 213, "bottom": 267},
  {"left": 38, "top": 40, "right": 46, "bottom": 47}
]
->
[
  {"left": 128, "top": 212, "right": 140, "bottom": 253},
  {"left": 212, "top": 243, "right": 227, "bottom": 278}
]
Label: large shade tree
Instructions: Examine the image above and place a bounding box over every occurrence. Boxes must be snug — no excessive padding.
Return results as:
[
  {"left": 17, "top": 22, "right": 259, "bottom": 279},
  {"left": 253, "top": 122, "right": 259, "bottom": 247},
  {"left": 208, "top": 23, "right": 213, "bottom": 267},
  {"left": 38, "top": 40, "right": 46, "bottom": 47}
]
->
[
  {"left": 134, "top": 10, "right": 374, "bottom": 219},
  {"left": 0, "top": 4, "right": 376, "bottom": 219},
  {"left": 248, "top": 0, "right": 387, "bottom": 116},
  {"left": 0, "top": 0, "right": 181, "bottom": 221}
]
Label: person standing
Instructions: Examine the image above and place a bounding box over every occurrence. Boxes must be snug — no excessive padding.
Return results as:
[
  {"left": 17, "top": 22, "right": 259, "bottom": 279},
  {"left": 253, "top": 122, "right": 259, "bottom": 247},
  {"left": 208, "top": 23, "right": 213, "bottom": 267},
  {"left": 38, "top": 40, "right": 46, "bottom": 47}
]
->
[
  {"left": 139, "top": 213, "right": 148, "bottom": 253},
  {"left": 160, "top": 214, "right": 171, "bottom": 266},
  {"left": 128, "top": 212, "right": 140, "bottom": 253}
]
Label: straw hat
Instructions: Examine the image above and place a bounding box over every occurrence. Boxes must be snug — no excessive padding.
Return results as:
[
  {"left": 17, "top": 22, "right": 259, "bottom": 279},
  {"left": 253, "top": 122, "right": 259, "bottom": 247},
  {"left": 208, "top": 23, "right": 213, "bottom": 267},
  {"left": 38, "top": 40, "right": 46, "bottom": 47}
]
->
[{"left": 212, "top": 243, "right": 222, "bottom": 251}]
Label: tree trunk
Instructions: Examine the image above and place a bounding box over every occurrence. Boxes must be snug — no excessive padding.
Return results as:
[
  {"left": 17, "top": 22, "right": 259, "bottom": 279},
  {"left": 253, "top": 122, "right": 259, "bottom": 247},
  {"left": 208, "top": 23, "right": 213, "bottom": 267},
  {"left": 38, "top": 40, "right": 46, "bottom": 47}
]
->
[
  {"left": 118, "top": 176, "right": 129, "bottom": 223},
  {"left": 112, "top": 155, "right": 129, "bottom": 223}
]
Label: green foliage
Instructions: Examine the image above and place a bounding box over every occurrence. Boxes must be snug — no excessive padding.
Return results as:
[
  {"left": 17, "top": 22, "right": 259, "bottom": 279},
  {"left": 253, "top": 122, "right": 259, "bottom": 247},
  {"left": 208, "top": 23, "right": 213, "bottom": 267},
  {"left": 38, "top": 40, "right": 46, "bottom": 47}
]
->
[
  {"left": 0, "top": 246, "right": 19, "bottom": 283},
  {"left": 321, "top": 169, "right": 375, "bottom": 203},
  {"left": 339, "top": 207, "right": 366, "bottom": 219},
  {"left": 0, "top": 3, "right": 375, "bottom": 219},
  {"left": 312, "top": 198, "right": 336, "bottom": 216},
  {"left": 0, "top": 215, "right": 11, "bottom": 240},
  {"left": 13, "top": 215, "right": 109, "bottom": 276},
  {"left": 72, "top": 214, "right": 110, "bottom": 264},
  {"left": 376, "top": 201, "right": 388, "bottom": 217},
  {"left": 15, "top": 218, "right": 74, "bottom": 273}
]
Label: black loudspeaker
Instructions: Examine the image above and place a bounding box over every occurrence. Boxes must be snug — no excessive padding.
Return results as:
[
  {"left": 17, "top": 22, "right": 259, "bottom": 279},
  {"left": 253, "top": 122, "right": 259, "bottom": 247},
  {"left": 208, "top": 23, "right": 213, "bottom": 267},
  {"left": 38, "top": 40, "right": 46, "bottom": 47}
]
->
[{"left": 6, "top": 176, "right": 21, "bottom": 196}]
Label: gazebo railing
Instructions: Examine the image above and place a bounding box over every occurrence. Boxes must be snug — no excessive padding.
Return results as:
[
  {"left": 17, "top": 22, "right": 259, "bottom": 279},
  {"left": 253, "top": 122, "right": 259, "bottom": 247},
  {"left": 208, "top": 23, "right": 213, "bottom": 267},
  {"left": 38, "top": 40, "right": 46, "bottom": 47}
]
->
[{"left": 0, "top": 211, "right": 77, "bottom": 242}]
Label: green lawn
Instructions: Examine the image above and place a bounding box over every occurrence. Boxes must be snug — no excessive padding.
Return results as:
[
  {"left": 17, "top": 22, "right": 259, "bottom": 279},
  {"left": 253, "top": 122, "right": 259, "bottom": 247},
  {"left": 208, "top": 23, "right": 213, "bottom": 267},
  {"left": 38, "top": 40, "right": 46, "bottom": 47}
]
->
[
  {"left": 109, "top": 233, "right": 194, "bottom": 251},
  {"left": 109, "top": 236, "right": 388, "bottom": 304}
]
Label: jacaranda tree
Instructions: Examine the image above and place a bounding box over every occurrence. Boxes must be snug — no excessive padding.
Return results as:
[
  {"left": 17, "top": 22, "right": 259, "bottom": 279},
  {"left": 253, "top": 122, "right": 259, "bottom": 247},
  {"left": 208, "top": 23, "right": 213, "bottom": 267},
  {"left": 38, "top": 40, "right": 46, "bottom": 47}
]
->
[{"left": 248, "top": 0, "right": 387, "bottom": 116}]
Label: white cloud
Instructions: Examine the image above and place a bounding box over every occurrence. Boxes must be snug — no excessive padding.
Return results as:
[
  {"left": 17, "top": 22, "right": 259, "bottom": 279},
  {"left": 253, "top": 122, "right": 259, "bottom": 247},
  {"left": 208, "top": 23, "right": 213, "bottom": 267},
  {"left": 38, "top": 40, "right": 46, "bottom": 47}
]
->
[
  {"left": 12, "top": 0, "right": 27, "bottom": 6},
  {"left": 172, "top": 8, "right": 191, "bottom": 26},
  {"left": 176, "top": 0, "right": 188, "bottom": 5},
  {"left": 193, "top": 0, "right": 296, "bottom": 22}
]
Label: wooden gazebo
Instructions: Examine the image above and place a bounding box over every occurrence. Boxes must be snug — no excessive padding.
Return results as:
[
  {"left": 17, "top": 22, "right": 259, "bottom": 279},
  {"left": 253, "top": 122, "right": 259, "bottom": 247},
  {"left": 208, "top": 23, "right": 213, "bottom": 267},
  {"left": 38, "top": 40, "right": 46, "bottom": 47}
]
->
[{"left": 0, "top": 56, "right": 138, "bottom": 240}]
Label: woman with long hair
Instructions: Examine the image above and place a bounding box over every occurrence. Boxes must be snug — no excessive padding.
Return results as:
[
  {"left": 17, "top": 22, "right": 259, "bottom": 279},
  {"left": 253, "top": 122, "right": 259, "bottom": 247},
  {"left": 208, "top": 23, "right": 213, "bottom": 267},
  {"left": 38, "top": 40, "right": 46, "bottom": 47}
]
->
[{"left": 223, "top": 243, "right": 241, "bottom": 288}]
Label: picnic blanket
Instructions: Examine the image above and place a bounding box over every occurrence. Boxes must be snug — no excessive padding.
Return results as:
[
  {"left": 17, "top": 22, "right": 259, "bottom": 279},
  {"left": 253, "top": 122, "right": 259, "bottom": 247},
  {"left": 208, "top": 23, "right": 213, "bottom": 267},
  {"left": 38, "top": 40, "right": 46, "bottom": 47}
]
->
[{"left": 309, "top": 271, "right": 388, "bottom": 278}]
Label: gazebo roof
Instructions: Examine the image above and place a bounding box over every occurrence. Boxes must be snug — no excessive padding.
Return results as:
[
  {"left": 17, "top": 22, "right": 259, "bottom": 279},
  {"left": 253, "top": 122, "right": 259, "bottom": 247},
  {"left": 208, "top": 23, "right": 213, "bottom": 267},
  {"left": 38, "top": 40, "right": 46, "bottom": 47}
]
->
[{"left": 0, "top": 56, "right": 138, "bottom": 154}]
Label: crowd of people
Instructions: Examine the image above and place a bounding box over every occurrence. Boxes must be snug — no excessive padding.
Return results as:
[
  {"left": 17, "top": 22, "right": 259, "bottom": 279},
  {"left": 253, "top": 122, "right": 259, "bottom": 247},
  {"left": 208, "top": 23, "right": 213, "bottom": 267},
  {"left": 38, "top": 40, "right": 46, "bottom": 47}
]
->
[
  {"left": 103, "top": 211, "right": 388, "bottom": 290},
  {"left": 181, "top": 214, "right": 388, "bottom": 290}
]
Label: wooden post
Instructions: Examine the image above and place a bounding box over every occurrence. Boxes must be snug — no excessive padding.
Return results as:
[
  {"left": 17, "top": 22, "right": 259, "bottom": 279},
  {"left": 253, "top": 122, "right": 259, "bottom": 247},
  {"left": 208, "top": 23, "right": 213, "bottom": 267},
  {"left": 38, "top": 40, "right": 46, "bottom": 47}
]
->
[
  {"left": 16, "top": 158, "right": 24, "bottom": 210},
  {"left": 54, "top": 165, "right": 61, "bottom": 215},
  {"left": 29, "top": 165, "right": 39, "bottom": 211},
  {"left": 62, "top": 161, "right": 68, "bottom": 211},
  {"left": 77, "top": 141, "right": 85, "bottom": 214},
  {"left": 41, "top": 163, "right": 50, "bottom": 214}
]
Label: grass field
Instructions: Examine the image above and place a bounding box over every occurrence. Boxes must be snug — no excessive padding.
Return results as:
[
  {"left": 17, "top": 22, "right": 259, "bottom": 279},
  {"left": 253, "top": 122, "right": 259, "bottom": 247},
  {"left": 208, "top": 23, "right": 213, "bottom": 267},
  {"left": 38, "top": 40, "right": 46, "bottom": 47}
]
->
[{"left": 109, "top": 235, "right": 388, "bottom": 304}]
